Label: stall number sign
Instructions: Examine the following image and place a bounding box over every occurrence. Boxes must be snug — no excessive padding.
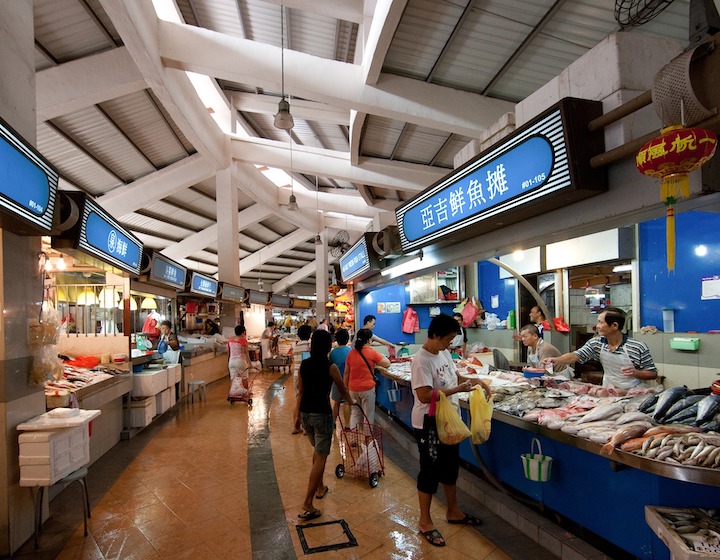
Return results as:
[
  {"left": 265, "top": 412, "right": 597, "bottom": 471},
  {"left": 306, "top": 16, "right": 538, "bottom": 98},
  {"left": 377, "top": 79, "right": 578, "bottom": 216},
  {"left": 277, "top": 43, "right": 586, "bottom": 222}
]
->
[
  {"left": 396, "top": 108, "right": 569, "bottom": 251},
  {"left": 0, "top": 118, "right": 58, "bottom": 233},
  {"left": 151, "top": 255, "right": 186, "bottom": 289},
  {"left": 80, "top": 201, "right": 142, "bottom": 275},
  {"left": 191, "top": 273, "right": 217, "bottom": 297},
  {"left": 340, "top": 236, "right": 370, "bottom": 282}
]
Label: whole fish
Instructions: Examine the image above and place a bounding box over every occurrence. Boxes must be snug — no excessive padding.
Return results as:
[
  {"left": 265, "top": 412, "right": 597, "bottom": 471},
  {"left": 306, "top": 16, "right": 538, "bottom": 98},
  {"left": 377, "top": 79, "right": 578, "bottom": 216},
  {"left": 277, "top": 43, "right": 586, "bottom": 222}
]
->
[
  {"left": 561, "top": 420, "right": 616, "bottom": 435},
  {"left": 576, "top": 403, "right": 624, "bottom": 424},
  {"left": 600, "top": 422, "right": 653, "bottom": 455},
  {"left": 615, "top": 411, "right": 654, "bottom": 425},
  {"left": 620, "top": 437, "right": 650, "bottom": 452},
  {"left": 659, "top": 395, "right": 704, "bottom": 422},
  {"left": 694, "top": 394, "right": 720, "bottom": 426},
  {"left": 638, "top": 392, "right": 660, "bottom": 413},
  {"left": 651, "top": 386, "right": 689, "bottom": 421},
  {"left": 643, "top": 424, "right": 703, "bottom": 437},
  {"left": 663, "top": 403, "right": 700, "bottom": 424}
]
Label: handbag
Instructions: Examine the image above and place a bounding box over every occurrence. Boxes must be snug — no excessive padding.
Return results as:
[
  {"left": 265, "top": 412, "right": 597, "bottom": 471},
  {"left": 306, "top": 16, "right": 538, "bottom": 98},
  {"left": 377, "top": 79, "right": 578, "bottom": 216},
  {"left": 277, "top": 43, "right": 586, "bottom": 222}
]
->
[
  {"left": 358, "top": 349, "right": 381, "bottom": 389},
  {"left": 422, "top": 390, "right": 440, "bottom": 462}
]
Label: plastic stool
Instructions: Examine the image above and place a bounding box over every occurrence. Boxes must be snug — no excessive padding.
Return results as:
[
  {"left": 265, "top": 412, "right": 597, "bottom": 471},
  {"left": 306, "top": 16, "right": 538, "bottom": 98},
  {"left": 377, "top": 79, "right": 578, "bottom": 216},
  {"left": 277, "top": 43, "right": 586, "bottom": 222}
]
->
[
  {"left": 34, "top": 466, "right": 90, "bottom": 549},
  {"left": 187, "top": 380, "right": 207, "bottom": 403}
]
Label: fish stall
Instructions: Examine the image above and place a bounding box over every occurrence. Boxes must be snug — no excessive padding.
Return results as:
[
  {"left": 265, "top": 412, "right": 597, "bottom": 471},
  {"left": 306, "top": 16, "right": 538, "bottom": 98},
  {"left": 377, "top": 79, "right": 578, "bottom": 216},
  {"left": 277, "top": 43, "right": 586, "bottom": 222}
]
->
[{"left": 376, "top": 359, "right": 720, "bottom": 560}]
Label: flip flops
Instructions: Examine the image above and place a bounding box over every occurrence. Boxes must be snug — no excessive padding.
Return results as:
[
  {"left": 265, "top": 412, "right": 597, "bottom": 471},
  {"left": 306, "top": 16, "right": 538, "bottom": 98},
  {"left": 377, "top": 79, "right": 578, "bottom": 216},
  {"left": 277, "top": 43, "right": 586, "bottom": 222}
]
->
[
  {"left": 315, "top": 485, "right": 329, "bottom": 499},
  {"left": 298, "top": 509, "right": 321, "bottom": 521},
  {"left": 419, "top": 528, "right": 445, "bottom": 547},
  {"left": 448, "top": 513, "right": 482, "bottom": 526}
]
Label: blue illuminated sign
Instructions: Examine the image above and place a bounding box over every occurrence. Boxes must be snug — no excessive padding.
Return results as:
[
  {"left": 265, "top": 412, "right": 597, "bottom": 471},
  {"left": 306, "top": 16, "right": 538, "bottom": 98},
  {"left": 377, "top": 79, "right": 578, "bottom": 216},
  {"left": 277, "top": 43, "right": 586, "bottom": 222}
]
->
[
  {"left": 395, "top": 98, "right": 606, "bottom": 252},
  {"left": 190, "top": 272, "right": 217, "bottom": 298},
  {"left": 219, "top": 283, "right": 245, "bottom": 303},
  {"left": 340, "top": 236, "right": 370, "bottom": 282},
  {"left": 79, "top": 199, "right": 142, "bottom": 275},
  {"left": 150, "top": 254, "right": 186, "bottom": 289},
  {"left": 0, "top": 117, "right": 58, "bottom": 233}
]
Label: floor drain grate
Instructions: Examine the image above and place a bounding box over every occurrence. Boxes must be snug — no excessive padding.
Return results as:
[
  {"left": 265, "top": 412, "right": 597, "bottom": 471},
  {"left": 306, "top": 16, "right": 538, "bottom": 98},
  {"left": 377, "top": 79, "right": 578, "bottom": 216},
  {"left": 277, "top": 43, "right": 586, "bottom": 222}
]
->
[{"left": 296, "top": 519, "right": 358, "bottom": 554}]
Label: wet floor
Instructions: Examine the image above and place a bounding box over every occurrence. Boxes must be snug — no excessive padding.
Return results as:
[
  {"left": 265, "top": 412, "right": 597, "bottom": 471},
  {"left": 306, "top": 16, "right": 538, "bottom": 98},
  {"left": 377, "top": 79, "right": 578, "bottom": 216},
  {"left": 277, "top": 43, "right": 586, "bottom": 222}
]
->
[{"left": 11, "top": 368, "right": 582, "bottom": 559}]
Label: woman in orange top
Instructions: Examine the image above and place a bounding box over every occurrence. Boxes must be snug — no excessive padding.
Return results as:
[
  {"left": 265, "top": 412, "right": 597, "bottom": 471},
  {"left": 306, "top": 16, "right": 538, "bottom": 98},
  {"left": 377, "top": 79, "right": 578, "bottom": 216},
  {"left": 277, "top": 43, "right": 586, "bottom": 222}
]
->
[{"left": 344, "top": 328, "right": 391, "bottom": 427}]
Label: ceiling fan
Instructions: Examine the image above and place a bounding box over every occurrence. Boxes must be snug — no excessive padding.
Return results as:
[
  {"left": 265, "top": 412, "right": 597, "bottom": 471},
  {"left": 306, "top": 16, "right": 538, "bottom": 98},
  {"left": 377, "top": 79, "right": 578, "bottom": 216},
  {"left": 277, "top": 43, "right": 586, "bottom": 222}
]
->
[{"left": 328, "top": 230, "right": 351, "bottom": 258}]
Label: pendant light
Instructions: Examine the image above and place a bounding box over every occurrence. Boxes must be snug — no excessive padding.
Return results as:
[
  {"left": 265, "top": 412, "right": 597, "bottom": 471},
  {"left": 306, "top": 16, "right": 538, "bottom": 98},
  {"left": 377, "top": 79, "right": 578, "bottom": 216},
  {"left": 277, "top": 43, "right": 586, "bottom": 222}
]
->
[{"left": 274, "top": 7, "right": 294, "bottom": 131}]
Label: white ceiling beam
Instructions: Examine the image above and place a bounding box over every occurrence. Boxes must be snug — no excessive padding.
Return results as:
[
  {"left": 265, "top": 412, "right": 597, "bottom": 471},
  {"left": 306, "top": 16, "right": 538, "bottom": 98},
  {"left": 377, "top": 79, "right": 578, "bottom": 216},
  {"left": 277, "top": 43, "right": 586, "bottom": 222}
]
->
[
  {"left": 36, "top": 47, "right": 147, "bottom": 121},
  {"left": 100, "top": 0, "right": 230, "bottom": 169},
  {"left": 259, "top": 0, "right": 364, "bottom": 23},
  {"left": 231, "top": 137, "right": 443, "bottom": 192},
  {"left": 160, "top": 203, "right": 275, "bottom": 261},
  {"left": 227, "top": 92, "right": 348, "bottom": 125},
  {"left": 272, "top": 261, "right": 317, "bottom": 294},
  {"left": 158, "top": 21, "right": 515, "bottom": 137},
  {"left": 240, "top": 229, "right": 314, "bottom": 274},
  {"left": 97, "top": 153, "right": 215, "bottom": 217},
  {"left": 361, "top": 0, "right": 407, "bottom": 85}
]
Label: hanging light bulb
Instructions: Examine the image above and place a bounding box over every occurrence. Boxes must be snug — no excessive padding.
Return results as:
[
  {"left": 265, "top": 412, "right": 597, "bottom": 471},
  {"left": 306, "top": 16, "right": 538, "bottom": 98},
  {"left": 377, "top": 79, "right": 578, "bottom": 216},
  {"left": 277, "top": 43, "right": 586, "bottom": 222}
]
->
[
  {"left": 286, "top": 135, "right": 298, "bottom": 211},
  {"left": 274, "top": 7, "right": 294, "bottom": 130},
  {"left": 314, "top": 234, "right": 322, "bottom": 245},
  {"left": 287, "top": 193, "right": 298, "bottom": 211},
  {"left": 55, "top": 257, "right": 67, "bottom": 270}
]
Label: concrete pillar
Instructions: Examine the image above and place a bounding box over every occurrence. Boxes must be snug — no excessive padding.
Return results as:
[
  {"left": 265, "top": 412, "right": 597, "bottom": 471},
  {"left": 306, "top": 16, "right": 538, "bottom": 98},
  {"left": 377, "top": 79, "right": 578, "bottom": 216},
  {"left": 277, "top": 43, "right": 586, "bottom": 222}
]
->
[
  {"left": 315, "top": 231, "right": 329, "bottom": 320},
  {"left": 216, "top": 165, "right": 239, "bottom": 330},
  {"left": 0, "top": 2, "right": 46, "bottom": 554}
]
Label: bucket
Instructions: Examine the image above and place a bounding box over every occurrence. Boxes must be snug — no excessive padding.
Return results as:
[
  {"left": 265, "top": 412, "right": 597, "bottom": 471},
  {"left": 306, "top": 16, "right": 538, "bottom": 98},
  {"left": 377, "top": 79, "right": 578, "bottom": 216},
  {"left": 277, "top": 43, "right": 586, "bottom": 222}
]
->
[
  {"left": 387, "top": 381, "right": 402, "bottom": 403},
  {"left": 520, "top": 438, "right": 553, "bottom": 482}
]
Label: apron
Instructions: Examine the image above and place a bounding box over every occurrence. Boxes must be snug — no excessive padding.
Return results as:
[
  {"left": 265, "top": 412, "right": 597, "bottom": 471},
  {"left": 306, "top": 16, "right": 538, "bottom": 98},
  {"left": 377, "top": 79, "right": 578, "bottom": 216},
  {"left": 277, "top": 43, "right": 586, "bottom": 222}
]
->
[{"left": 599, "top": 343, "right": 648, "bottom": 390}]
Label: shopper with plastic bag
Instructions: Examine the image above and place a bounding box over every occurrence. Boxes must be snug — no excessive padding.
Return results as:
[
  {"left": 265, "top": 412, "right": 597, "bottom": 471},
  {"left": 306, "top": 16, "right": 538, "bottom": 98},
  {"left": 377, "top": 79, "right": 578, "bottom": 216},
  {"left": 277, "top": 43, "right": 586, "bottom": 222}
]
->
[{"left": 410, "top": 313, "right": 491, "bottom": 548}]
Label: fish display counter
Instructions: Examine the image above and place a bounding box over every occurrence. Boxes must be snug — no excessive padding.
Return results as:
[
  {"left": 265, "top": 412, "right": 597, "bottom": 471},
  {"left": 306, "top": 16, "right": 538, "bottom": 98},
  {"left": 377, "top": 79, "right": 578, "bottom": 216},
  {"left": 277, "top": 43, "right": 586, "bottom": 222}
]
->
[{"left": 375, "top": 363, "right": 720, "bottom": 560}]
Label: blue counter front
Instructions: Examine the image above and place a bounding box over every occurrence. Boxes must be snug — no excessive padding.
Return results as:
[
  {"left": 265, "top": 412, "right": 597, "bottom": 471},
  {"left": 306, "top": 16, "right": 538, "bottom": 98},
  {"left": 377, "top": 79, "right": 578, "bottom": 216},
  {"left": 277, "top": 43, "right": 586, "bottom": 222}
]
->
[{"left": 376, "top": 375, "right": 720, "bottom": 560}]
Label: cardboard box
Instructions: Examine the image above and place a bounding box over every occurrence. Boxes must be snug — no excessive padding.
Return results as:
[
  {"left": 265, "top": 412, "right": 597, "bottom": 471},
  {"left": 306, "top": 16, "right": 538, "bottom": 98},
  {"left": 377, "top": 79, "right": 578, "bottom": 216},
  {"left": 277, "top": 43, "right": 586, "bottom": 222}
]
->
[
  {"left": 123, "top": 397, "right": 156, "bottom": 428},
  {"left": 19, "top": 424, "right": 89, "bottom": 486}
]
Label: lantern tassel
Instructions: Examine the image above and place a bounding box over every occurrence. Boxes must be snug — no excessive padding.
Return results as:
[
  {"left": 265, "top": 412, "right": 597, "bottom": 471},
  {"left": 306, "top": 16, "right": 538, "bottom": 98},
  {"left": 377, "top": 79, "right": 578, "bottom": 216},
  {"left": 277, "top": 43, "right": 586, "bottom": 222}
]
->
[
  {"left": 660, "top": 174, "right": 690, "bottom": 201},
  {"left": 666, "top": 204, "right": 675, "bottom": 271}
]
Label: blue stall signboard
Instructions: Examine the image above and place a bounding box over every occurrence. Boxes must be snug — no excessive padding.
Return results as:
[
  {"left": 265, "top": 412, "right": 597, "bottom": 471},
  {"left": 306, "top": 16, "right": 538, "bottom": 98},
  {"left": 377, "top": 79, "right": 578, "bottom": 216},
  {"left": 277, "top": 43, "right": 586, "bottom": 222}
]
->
[
  {"left": 219, "top": 282, "right": 245, "bottom": 303},
  {"left": 190, "top": 272, "right": 217, "bottom": 298},
  {"left": 340, "top": 235, "right": 370, "bottom": 283},
  {"left": 395, "top": 98, "right": 605, "bottom": 252},
  {"left": 79, "top": 199, "right": 142, "bottom": 275},
  {"left": 0, "top": 117, "right": 58, "bottom": 234},
  {"left": 150, "top": 253, "right": 186, "bottom": 290}
]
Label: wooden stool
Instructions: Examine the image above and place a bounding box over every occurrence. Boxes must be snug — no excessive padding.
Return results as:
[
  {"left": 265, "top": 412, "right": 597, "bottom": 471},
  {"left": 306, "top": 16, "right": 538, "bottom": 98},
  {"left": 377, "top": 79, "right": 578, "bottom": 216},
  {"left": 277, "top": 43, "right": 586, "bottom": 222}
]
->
[
  {"left": 187, "top": 380, "right": 207, "bottom": 403},
  {"left": 34, "top": 466, "right": 90, "bottom": 549}
]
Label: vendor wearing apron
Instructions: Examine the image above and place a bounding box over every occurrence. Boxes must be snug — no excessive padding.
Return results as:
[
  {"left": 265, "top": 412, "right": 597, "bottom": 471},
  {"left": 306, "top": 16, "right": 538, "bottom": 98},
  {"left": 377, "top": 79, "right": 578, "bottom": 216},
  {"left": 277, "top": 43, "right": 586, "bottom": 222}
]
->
[{"left": 543, "top": 307, "right": 658, "bottom": 391}]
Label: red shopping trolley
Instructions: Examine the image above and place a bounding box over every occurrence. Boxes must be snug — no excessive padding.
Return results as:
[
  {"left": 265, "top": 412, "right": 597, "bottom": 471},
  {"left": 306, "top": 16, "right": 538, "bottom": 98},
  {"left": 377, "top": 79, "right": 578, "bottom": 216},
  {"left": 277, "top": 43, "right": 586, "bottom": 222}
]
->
[{"left": 335, "top": 407, "right": 385, "bottom": 488}]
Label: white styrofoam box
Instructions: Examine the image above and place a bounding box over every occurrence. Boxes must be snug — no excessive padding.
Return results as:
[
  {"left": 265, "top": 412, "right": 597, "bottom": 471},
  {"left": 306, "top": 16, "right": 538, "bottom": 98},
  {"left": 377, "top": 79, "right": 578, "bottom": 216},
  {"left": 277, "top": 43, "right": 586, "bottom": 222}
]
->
[
  {"left": 132, "top": 369, "right": 167, "bottom": 397},
  {"left": 19, "top": 424, "right": 89, "bottom": 486},
  {"left": 169, "top": 387, "right": 176, "bottom": 407},
  {"left": 123, "top": 397, "right": 156, "bottom": 428},
  {"left": 165, "top": 364, "right": 181, "bottom": 386},
  {"left": 155, "top": 388, "right": 172, "bottom": 415}
]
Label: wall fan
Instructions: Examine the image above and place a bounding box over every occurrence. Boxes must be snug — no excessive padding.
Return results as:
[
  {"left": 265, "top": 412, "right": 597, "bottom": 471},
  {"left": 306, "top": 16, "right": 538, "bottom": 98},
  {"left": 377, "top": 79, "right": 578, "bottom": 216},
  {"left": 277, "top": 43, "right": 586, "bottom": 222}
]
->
[{"left": 328, "top": 230, "right": 351, "bottom": 258}]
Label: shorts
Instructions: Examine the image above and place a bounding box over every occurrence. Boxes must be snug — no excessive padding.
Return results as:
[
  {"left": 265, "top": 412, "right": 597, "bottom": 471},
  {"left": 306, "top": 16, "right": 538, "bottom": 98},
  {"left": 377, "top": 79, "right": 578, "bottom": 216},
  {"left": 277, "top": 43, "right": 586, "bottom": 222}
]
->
[
  {"left": 330, "top": 376, "right": 344, "bottom": 403},
  {"left": 229, "top": 357, "right": 248, "bottom": 379},
  {"left": 301, "top": 412, "right": 334, "bottom": 456},
  {"left": 414, "top": 428, "right": 460, "bottom": 495}
]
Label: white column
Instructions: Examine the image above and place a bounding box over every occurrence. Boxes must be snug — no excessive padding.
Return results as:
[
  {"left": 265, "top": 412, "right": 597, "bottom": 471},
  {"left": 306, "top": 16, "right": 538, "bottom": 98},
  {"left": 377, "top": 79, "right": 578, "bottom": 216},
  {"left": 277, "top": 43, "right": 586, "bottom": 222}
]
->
[
  {"left": 315, "top": 230, "right": 329, "bottom": 320},
  {"left": 0, "top": 2, "right": 46, "bottom": 554},
  {"left": 216, "top": 165, "right": 239, "bottom": 329}
]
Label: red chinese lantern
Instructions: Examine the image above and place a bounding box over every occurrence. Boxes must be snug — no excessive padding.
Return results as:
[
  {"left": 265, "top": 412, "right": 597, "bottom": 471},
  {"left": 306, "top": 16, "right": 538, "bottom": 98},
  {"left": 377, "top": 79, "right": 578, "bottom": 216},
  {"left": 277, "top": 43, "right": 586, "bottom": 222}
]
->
[{"left": 636, "top": 125, "right": 717, "bottom": 270}]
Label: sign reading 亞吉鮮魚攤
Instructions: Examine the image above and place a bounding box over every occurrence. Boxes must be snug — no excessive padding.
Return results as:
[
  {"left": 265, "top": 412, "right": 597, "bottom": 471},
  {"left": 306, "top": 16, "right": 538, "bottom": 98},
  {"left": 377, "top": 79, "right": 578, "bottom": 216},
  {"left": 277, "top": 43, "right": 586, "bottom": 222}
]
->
[
  {"left": 395, "top": 98, "right": 606, "bottom": 252},
  {"left": 190, "top": 271, "right": 217, "bottom": 298}
]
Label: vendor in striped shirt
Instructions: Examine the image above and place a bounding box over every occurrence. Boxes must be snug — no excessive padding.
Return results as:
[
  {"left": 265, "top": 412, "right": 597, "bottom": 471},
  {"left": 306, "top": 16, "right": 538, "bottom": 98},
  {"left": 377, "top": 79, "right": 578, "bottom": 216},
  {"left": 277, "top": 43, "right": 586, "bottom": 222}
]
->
[{"left": 543, "top": 307, "right": 658, "bottom": 391}]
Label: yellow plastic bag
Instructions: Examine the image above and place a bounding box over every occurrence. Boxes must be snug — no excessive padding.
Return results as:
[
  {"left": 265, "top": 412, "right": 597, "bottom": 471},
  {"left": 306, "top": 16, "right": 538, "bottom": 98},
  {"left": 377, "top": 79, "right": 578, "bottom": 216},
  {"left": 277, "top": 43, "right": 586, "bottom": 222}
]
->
[
  {"left": 469, "top": 386, "right": 493, "bottom": 444},
  {"left": 436, "top": 391, "right": 471, "bottom": 445}
]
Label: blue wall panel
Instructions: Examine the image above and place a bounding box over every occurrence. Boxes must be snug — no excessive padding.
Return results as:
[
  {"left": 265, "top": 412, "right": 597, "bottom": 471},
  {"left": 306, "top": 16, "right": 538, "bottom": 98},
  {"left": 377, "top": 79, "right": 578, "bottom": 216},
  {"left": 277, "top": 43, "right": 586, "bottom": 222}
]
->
[
  {"left": 639, "top": 211, "right": 720, "bottom": 332},
  {"left": 478, "top": 260, "right": 517, "bottom": 321}
]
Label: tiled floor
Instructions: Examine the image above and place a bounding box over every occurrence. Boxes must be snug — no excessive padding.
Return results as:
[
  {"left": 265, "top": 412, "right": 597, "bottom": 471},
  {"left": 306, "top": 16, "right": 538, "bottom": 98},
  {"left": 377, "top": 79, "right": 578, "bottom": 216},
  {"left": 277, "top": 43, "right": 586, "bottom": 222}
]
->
[{"left": 11, "top": 369, "right": 587, "bottom": 559}]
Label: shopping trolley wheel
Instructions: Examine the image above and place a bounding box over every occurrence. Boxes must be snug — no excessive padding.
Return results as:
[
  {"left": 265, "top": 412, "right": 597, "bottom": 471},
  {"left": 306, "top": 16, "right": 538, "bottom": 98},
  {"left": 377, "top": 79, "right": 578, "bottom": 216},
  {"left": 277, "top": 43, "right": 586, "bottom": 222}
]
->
[
  {"left": 369, "top": 472, "right": 379, "bottom": 488},
  {"left": 335, "top": 464, "right": 345, "bottom": 478},
  {"left": 247, "top": 398, "right": 253, "bottom": 406}
]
